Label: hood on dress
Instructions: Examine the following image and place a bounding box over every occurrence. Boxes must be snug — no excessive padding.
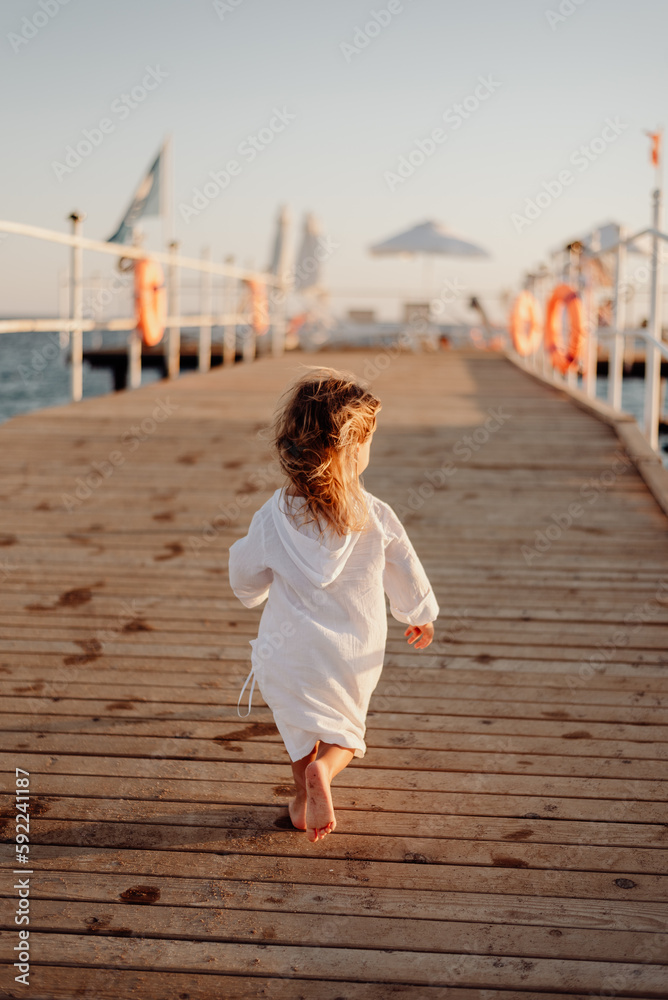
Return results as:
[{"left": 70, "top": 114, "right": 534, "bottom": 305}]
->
[{"left": 271, "top": 487, "right": 361, "bottom": 587}]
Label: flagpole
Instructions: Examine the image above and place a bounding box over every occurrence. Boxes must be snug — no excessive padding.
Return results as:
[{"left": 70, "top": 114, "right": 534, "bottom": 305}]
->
[
  {"left": 643, "top": 126, "right": 664, "bottom": 448},
  {"left": 162, "top": 133, "right": 174, "bottom": 250}
]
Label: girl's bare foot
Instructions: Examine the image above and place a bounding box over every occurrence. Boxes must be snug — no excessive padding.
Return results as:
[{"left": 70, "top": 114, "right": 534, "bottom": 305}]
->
[
  {"left": 305, "top": 759, "right": 336, "bottom": 842},
  {"left": 288, "top": 789, "right": 307, "bottom": 830}
]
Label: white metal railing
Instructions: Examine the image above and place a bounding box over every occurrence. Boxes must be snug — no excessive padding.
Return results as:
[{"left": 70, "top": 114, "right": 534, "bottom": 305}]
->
[
  {"left": 515, "top": 191, "right": 668, "bottom": 454},
  {"left": 0, "top": 216, "right": 289, "bottom": 401}
]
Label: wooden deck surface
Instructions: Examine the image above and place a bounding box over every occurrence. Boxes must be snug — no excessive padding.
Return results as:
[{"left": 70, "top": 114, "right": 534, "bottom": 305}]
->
[{"left": 1, "top": 347, "right": 667, "bottom": 999}]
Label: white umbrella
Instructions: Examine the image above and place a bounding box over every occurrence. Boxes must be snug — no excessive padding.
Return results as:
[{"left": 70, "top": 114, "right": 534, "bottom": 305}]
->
[
  {"left": 369, "top": 219, "right": 491, "bottom": 339},
  {"left": 369, "top": 219, "right": 490, "bottom": 258}
]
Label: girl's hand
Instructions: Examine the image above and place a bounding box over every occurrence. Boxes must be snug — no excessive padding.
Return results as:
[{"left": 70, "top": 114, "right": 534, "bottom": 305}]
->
[{"left": 404, "top": 622, "right": 434, "bottom": 649}]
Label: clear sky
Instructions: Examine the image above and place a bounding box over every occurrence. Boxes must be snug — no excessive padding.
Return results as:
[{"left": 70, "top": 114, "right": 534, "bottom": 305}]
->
[{"left": 1, "top": 0, "right": 666, "bottom": 323}]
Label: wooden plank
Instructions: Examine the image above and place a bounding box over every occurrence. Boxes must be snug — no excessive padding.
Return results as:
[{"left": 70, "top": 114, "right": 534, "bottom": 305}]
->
[
  {"left": 0, "top": 737, "right": 664, "bottom": 798},
  {"left": 3, "top": 664, "right": 668, "bottom": 703},
  {"left": 4, "top": 621, "right": 668, "bottom": 649},
  {"left": 2, "top": 795, "right": 666, "bottom": 848},
  {"left": 0, "top": 965, "right": 618, "bottom": 1000},
  {"left": 3, "top": 755, "right": 665, "bottom": 822},
  {"left": 3, "top": 650, "right": 667, "bottom": 679},
  {"left": 3, "top": 811, "right": 667, "bottom": 876},
  {"left": 6, "top": 935, "right": 668, "bottom": 994},
  {"left": 5, "top": 657, "right": 668, "bottom": 692},
  {"left": 1, "top": 846, "right": 665, "bottom": 903},
  {"left": 4, "top": 871, "right": 665, "bottom": 931},
  {"left": 2, "top": 899, "right": 664, "bottom": 963},
  {"left": 2, "top": 716, "right": 667, "bottom": 777}
]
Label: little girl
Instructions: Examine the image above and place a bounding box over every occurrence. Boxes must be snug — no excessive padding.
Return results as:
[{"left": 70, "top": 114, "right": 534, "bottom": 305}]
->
[{"left": 228, "top": 365, "right": 439, "bottom": 843}]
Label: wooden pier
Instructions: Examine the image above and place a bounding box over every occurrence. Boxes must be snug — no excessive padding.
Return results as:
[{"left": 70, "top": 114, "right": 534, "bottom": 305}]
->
[{"left": 1, "top": 347, "right": 667, "bottom": 999}]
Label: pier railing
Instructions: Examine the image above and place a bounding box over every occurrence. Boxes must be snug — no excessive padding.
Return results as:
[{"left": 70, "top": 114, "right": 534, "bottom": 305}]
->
[
  {"left": 0, "top": 217, "right": 288, "bottom": 402},
  {"left": 509, "top": 192, "right": 668, "bottom": 454}
]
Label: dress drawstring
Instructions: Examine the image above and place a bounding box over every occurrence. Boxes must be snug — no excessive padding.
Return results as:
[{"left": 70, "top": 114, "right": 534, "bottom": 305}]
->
[{"left": 236, "top": 664, "right": 257, "bottom": 718}]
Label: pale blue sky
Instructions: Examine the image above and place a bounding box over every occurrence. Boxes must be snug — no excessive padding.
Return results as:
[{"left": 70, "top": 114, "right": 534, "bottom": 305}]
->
[{"left": 1, "top": 0, "right": 666, "bottom": 322}]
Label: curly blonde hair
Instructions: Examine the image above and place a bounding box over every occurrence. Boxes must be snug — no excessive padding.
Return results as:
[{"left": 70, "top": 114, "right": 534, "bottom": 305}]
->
[{"left": 271, "top": 365, "right": 381, "bottom": 539}]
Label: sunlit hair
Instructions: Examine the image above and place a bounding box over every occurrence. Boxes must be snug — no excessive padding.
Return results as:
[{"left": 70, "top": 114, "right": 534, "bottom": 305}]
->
[{"left": 271, "top": 365, "right": 381, "bottom": 539}]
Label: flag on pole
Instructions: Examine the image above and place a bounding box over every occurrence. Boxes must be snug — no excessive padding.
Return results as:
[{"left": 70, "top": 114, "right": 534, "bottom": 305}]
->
[
  {"left": 107, "top": 146, "right": 163, "bottom": 244},
  {"left": 645, "top": 129, "right": 662, "bottom": 168}
]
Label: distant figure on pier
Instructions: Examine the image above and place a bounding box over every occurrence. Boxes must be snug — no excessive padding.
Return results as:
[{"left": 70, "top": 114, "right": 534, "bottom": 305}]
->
[{"left": 228, "top": 366, "right": 439, "bottom": 842}]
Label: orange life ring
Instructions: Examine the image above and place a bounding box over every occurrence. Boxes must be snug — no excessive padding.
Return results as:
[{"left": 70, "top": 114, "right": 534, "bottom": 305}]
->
[
  {"left": 509, "top": 290, "right": 542, "bottom": 356},
  {"left": 243, "top": 278, "right": 269, "bottom": 336},
  {"left": 134, "top": 259, "right": 166, "bottom": 347},
  {"left": 545, "top": 283, "right": 585, "bottom": 374}
]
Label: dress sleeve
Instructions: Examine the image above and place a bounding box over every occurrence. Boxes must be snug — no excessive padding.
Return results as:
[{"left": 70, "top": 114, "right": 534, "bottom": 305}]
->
[
  {"left": 380, "top": 502, "right": 440, "bottom": 626},
  {"left": 228, "top": 509, "right": 273, "bottom": 608}
]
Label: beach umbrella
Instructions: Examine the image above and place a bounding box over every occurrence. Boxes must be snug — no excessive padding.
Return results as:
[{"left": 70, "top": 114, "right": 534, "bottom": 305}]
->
[
  {"left": 369, "top": 219, "right": 491, "bottom": 259},
  {"left": 369, "top": 219, "right": 491, "bottom": 332}
]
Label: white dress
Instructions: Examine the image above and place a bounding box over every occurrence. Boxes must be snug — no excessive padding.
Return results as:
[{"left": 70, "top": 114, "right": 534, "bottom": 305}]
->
[{"left": 228, "top": 486, "right": 440, "bottom": 762}]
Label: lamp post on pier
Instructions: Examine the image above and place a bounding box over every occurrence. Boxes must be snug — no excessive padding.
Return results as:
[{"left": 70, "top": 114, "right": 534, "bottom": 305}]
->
[{"left": 68, "top": 211, "right": 85, "bottom": 402}]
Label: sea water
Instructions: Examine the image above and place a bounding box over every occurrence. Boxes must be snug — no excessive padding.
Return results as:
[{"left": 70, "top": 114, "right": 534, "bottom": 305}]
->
[{"left": 0, "top": 329, "right": 162, "bottom": 425}]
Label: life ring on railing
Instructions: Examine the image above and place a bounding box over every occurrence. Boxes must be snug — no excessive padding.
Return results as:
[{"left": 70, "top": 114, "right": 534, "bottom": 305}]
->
[
  {"left": 545, "top": 283, "right": 585, "bottom": 374},
  {"left": 243, "top": 278, "right": 269, "bottom": 335},
  {"left": 509, "top": 290, "right": 542, "bottom": 356},
  {"left": 134, "top": 259, "right": 166, "bottom": 347}
]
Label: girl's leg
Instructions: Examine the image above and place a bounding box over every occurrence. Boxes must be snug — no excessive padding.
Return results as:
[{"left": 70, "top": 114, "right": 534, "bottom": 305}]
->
[
  {"left": 288, "top": 742, "right": 319, "bottom": 830},
  {"left": 305, "top": 742, "right": 355, "bottom": 843}
]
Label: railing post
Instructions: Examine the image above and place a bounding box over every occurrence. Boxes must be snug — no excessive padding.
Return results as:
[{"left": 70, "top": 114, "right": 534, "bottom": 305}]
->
[
  {"left": 166, "top": 240, "right": 180, "bottom": 379},
  {"left": 584, "top": 232, "right": 599, "bottom": 399},
  {"left": 270, "top": 205, "right": 290, "bottom": 358},
  {"left": 608, "top": 226, "right": 627, "bottom": 410},
  {"left": 537, "top": 268, "right": 548, "bottom": 378},
  {"left": 243, "top": 281, "right": 256, "bottom": 364},
  {"left": 643, "top": 188, "right": 663, "bottom": 449},
  {"left": 223, "top": 255, "right": 236, "bottom": 366},
  {"left": 272, "top": 276, "right": 287, "bottom": 357},
  {"left": 127, "top": 328, "right": 142, "bottom": 389},
  {"left": 199, "top": 246, "right": 212, "bottom": 373},
  {"left": 68, "top": 212, "right": 84, "bottom": 402}
]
